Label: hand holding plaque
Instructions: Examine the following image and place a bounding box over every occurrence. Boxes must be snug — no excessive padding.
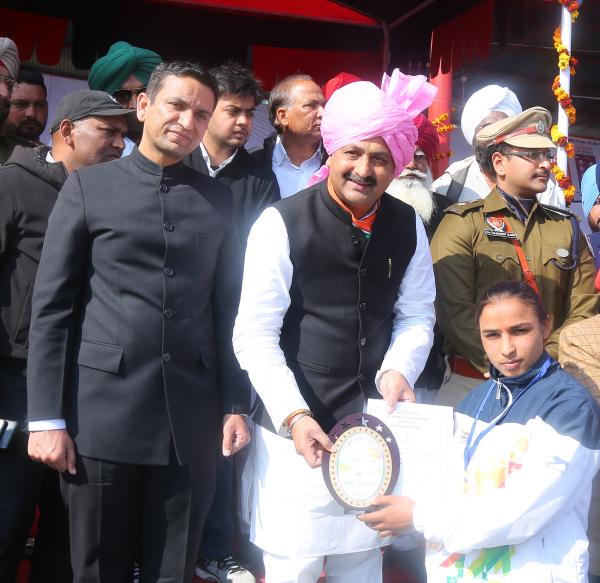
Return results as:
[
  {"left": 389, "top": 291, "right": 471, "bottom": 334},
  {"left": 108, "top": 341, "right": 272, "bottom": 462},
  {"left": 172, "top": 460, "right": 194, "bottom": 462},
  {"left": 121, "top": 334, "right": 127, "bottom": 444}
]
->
[{"left": 322, "top": 413, "right": 400, "bottom": 512}]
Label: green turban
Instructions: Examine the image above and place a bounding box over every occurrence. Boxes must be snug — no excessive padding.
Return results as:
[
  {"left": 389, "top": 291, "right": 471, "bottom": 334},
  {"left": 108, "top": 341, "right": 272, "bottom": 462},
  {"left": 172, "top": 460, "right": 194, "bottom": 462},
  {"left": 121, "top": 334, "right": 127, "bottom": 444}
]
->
[{"left": 88, "top": 41, "right": 162, "bottom": 95}]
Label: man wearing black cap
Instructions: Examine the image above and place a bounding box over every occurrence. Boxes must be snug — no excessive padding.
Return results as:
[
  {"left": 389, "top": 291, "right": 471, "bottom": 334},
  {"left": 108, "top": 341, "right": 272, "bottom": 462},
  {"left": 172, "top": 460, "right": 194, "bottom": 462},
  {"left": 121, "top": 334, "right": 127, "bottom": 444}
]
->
[
  {"left": 26, "top": 62, "right": 250, "bottom": 583},
  {"left": 0, "top": 89, "right": 131, "bottom": 583}
]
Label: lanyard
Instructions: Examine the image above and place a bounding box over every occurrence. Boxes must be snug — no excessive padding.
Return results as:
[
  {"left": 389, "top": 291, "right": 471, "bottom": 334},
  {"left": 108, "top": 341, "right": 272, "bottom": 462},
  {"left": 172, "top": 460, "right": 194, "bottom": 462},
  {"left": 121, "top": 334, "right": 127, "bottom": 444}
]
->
[
  {"left": 463, "top": 355, "right": 553, "bottom": 472},
  {"left": 485, "top": 211, "right": 540, "bottom": 295}
]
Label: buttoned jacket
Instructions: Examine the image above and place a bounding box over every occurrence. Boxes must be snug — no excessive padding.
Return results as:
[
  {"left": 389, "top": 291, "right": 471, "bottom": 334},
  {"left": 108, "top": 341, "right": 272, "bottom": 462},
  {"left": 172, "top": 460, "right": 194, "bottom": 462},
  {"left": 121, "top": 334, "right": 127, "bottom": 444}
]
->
[{"left": 27, "top": 148, "right": 248, "bottom": 465}]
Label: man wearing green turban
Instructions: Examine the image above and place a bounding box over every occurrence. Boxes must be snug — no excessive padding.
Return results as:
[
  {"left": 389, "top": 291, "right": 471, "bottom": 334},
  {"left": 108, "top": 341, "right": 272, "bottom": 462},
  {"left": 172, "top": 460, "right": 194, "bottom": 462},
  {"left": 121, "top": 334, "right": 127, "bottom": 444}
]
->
[
  {"left": 88, "top": 41, "right": 162, "bottom": 108},
  {"left": 88, "top": 41, "right": 161, "bottom": 151}
]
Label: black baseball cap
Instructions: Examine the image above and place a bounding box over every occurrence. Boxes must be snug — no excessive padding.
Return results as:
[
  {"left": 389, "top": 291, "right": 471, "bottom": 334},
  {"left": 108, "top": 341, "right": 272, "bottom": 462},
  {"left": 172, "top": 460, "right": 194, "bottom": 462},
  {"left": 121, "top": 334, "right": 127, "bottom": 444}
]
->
[{"left": 49, "top": 89, "right": 136, "bottom": 133}]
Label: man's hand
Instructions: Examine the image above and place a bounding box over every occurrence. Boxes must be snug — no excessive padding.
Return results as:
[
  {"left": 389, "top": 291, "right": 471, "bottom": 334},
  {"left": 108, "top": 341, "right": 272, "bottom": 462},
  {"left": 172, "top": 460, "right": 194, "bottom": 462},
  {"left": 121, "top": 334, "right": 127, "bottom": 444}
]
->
[
  {"left": 358, "top": 495, "right": 415, "bottom": 538},
  {"left": 222, "top": 414, "right": 250, "bottom": 457},
  {"left": 28, "top": 429, "right": 77, "bottom": 474},
  {"left": 290, "top": 415, "right": 335, "bottom": 468},
  {"left": 379, "top": 370, "right": 416, "bottom": 412}
]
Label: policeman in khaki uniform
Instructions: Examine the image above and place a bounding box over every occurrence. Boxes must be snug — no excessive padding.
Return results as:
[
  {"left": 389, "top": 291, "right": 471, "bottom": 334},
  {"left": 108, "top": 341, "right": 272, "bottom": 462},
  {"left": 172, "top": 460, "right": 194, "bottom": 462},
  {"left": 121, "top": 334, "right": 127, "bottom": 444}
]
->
[{"left": 431, "top": 106, "right": 599, "bottom": 406}]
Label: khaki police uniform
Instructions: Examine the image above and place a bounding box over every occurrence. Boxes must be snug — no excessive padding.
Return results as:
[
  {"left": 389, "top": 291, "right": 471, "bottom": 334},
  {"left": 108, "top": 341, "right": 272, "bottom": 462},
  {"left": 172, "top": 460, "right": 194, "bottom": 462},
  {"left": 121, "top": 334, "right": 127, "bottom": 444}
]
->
[{"left": 430, "top": 107, "right": 599, "bottom": 406}]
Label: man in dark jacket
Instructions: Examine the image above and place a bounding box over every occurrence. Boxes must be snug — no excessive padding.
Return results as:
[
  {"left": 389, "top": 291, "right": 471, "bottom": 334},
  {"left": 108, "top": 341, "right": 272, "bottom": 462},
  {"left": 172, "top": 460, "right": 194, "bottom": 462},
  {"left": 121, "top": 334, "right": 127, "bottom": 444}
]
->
[
  {"left": 184, "top": 61, "right": 279, "bottom": 248},
  {"left": 184, "top": 61, "right": 276, "bottom": 583},
  {"left": 27, "top": 62, "right": 250, "bottom": 583},
  {"left": 0, "top": 89, "right": 131, "bottom": 582},
  {"left": 251, "top": 74, "right": 326, "bottom": 198}
]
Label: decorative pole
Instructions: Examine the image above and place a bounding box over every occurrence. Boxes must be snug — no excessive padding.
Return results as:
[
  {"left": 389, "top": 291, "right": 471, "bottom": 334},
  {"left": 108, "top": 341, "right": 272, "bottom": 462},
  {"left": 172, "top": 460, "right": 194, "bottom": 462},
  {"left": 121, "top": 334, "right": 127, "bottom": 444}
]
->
[
  {"left": 550, "top": 0, "right": 580, "bottom": 205},
  {"left": 556, "top": 7, "right": 571, "bottom": 173}
]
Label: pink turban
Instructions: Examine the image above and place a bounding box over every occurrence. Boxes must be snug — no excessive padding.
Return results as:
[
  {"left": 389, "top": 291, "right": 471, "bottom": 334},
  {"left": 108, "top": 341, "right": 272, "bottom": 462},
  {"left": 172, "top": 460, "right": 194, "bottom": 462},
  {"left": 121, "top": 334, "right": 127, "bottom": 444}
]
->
[{"left": 309, "top": 69, "right": 437, "bottom": 185}]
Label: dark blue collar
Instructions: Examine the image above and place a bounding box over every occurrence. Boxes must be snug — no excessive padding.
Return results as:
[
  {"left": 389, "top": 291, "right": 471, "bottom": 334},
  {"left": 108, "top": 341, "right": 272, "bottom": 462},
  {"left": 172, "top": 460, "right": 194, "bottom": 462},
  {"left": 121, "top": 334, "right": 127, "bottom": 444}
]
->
[{"left": 489, "top": 352, "right": 557, "bottom": 393}]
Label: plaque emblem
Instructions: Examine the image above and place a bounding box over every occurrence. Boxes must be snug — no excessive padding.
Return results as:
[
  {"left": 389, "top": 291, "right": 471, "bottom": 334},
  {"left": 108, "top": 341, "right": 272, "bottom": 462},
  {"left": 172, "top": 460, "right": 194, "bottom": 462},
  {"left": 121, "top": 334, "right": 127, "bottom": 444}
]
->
[{"left": 322, "top": 413, "right": 400, "bottom": 511}]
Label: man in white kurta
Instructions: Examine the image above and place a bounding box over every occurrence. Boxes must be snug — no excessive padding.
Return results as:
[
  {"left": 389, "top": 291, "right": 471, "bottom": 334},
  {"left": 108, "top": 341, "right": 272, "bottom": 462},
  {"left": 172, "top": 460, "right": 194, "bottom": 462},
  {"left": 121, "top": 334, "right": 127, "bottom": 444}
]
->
[{"left": 233, "top": 70, "right": 437, "bottom": 583}]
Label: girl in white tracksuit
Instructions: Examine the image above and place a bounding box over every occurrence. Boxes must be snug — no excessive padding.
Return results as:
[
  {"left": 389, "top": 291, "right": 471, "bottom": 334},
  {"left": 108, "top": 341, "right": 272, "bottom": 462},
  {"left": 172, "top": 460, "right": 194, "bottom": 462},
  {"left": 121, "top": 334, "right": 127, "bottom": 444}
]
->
[{"left": 361, "top": 280, "right": 600, "bottom": 582}]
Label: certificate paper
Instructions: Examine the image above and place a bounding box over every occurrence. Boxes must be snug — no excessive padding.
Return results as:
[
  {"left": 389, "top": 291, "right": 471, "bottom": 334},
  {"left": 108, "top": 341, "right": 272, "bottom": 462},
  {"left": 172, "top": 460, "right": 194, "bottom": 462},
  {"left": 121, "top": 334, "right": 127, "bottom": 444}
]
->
[{"left": 366, "top": 399, "right": 453, "bottom": 501}]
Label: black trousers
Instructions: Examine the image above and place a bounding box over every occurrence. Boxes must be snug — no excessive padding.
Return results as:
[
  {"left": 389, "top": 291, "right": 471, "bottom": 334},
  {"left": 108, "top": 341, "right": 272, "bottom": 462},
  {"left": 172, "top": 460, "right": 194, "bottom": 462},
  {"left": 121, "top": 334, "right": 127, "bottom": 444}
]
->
[
  {"left": 61, "top": 450, "right": 216, "bottom": 583},
  {"left": 0, "top": 371, "right": 71, "bottom": 583}
]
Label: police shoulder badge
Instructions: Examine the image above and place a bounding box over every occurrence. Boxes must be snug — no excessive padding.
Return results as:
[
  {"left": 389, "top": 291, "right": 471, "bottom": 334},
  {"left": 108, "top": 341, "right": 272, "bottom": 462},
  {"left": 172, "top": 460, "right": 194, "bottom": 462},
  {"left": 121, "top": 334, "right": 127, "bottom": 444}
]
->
[{"left": 483, "top": 215, "right": 517, "bottom": 239}]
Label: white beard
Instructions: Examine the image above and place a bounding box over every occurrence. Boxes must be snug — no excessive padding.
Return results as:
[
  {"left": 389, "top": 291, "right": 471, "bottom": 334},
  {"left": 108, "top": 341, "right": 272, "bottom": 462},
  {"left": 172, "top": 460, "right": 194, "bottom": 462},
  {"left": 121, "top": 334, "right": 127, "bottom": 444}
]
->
[{"left": 387, "top": 168, "right": 435, "bottom": 225}]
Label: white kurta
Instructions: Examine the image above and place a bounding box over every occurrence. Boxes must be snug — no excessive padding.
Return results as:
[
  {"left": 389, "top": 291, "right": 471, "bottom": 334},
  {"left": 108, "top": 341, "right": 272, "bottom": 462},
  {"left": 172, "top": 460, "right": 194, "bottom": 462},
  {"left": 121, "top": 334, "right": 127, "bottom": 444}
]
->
[{"left": 233, "top": 204, "right": 435, "bottom": 557}]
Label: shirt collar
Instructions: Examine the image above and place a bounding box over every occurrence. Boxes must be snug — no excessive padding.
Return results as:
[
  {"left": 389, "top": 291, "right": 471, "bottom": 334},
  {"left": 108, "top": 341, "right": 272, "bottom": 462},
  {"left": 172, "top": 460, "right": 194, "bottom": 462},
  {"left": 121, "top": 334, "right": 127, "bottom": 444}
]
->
[
  {"left": 200, "top": 142, "right": 237, "bottom": 177},
  {"left": 46, "top": 150, "right": 57, "bottom": 164},
  {"left": 273, "top": 134, "right": 322, "bottom": 168}
]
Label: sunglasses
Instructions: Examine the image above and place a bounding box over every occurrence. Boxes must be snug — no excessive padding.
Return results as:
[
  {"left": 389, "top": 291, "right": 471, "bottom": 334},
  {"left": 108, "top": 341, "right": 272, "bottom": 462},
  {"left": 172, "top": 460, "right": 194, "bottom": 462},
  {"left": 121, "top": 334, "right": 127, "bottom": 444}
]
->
[
  {"left": 111, "top": 87, "right": 146, "bottom": 106},
  {"left": 0, "top": 74, "right": 15, "bottom": 92},
  {"left": 505, "top": 150, "right": 556, "bottom": 164}
]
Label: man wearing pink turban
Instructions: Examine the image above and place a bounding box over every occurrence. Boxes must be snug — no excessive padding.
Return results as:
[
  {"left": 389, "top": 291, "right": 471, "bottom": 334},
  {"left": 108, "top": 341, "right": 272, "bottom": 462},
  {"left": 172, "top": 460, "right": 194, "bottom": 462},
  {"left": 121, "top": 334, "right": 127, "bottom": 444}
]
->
[{"left": 233, "top": 70, "right": 437, "bottom": 583}]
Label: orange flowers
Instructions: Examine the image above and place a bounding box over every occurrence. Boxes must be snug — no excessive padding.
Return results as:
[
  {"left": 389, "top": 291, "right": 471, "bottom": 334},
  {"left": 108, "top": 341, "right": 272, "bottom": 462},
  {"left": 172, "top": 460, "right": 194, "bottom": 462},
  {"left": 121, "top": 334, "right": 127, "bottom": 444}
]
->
[
  {"left": 553, "top": 27, "right": 578, "bottom": 74},
  {"left": 550, "top": 125, "right": 575, "bottom": 158},
  {"left": 551, "top": 163, "right": 575, "bottom": 204},
  {"left": 431, "top": 112, "right": 457, "bottom": 135},
  {"left": 557, "top": 0, "right": 579, "bottom": 22},
  {"left": 552, "top": 76, "right": 576, "bottom": 125}
]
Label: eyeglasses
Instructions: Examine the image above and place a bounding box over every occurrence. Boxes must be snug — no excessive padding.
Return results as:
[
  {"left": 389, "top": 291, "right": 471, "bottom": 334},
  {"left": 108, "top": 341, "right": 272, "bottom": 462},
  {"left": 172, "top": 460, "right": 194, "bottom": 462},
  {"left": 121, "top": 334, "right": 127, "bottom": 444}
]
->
[
  {"left": 505, "top": 150, "right": 556, "bottom": 164},
  {"left": 111, "top": 87, "right": 146, "bottom": 106},
  {"left": 0, "top": 75, "right": 15, "bottom": 92}
]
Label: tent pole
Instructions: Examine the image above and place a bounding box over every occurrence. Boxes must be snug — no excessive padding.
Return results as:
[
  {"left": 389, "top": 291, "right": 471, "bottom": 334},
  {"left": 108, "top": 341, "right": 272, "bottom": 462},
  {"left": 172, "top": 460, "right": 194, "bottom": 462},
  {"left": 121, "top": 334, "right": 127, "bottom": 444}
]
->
[
  {"left": 382, "top": 21, "right": 390, "bottom": 74},
  {"left": 556, "top": 5, "right": 572, "bottom": 176}
]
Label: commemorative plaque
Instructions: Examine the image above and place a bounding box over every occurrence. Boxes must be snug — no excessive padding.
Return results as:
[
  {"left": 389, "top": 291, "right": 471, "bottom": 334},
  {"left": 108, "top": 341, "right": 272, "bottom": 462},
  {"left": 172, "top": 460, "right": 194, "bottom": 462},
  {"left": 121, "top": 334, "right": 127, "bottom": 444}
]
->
[{"left": 322, "top": 412, "right": 400, "bottom": 512}]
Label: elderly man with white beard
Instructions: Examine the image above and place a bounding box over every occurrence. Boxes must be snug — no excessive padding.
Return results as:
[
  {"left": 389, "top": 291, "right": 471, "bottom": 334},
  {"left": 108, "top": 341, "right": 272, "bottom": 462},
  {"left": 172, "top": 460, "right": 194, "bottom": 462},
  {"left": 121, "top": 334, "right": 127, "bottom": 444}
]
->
[{"left": 387, "top": 114, "right": 450, "bottom": 241}]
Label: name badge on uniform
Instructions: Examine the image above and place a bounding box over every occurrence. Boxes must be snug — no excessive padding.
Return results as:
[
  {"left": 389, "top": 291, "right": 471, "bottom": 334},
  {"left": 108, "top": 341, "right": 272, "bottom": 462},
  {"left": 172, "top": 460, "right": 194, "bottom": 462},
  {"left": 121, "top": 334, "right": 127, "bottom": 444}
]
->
[{"left": 483, "top": 216, "right": 517, "bottom": 240}]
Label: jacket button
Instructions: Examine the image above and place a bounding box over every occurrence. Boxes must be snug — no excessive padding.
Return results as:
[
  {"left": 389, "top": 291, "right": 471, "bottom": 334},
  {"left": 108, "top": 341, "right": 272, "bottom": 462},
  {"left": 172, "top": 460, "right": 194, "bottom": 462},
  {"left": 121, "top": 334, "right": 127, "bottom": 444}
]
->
[
  {"left": 351, "top": 235, "right": 359, "bottom": 245},
  {"left": 358, "top": 372, "right": 365, "bottom": 381},
  {"left": 164, "top": 267, "right": 174, "bottom": 277},
  {"left": 162, "top": 352, "right": 171, "bottom": 362},
  {"left": 160, "top": 183, "right": 169, "bottom": 193},
  {"left": 164, "top": 308, "right": 174, "bottom": 318},
  {"left": 360, "top": 337, "right": 367, "bottom": 346},
  {"left": 360, "top": 268, "right": 367, "bottom": 277},
  {"left": 163, "top": 222, "right": 174, "bottom": 231},
  {"left": 359, "top": 301, "right": 366, "bottom": 310}
]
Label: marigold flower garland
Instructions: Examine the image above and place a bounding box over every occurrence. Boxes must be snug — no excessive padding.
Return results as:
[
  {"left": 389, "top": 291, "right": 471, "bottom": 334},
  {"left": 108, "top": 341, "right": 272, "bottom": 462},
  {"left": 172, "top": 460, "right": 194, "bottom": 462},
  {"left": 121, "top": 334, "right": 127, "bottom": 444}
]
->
[
  {"left": 557, "top": 0, "right": 579, "bottom": 22},
  {"left": 430, "top": 112, "right": 456, "bottom": 161},
  {"left": 552, "top": 76, "right": 576, "bottom": 124},
  {"left": 553, "top": 27, "right": 578, "bottom": 74},
  {"left": 551, "top": 164, "right": 575, "bottom": 202},
  {"left": 431, "top": 112, "right": 457, "bottom": 135}
]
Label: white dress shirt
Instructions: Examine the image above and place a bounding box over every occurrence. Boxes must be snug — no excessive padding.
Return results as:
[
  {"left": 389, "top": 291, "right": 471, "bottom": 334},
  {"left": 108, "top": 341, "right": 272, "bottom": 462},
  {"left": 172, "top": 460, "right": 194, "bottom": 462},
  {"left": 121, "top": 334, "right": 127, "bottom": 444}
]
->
[
  {"left": 432, "top": 155, "right": 566, "bottom": 208},
  {"left": 272, "top": 135, "right": 323, "bottom": 199},
  {"left": 233, "top": 205, "right": 436, "bottom": 433},
  {"left": 200, "top": 142, "right": 237, "bottom": 178}
]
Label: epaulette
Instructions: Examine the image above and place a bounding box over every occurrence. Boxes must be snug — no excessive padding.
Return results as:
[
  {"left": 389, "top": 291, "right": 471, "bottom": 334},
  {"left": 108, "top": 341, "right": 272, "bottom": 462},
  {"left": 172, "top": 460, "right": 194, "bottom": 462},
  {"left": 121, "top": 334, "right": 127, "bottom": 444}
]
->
[
  {"left": 538, "top": 203, "right": 581, "bottom": 222},
  {"left": 444, "top": 198, "right": 485, "bottom": 216}
]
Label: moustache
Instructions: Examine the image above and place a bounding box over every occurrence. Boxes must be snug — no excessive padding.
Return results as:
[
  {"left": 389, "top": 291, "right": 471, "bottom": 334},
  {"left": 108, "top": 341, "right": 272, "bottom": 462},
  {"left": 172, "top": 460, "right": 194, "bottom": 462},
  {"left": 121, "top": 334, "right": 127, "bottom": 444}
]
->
[
  {"left": 400, "top": 168, "right": 427, "bottom": 179},
  {"left": 344, "top": 172, "right": 376, "bottom": 187}
]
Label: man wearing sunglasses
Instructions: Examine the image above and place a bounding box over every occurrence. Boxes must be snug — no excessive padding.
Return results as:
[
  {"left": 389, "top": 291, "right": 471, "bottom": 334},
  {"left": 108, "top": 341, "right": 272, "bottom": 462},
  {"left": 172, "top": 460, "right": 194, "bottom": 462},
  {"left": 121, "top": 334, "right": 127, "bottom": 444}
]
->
[
  {"left": 88, "top": 40, "right": 162, "bottom": 154},
  {"left": 431, "top": 106, "right": 598, "bottom": 406}
]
